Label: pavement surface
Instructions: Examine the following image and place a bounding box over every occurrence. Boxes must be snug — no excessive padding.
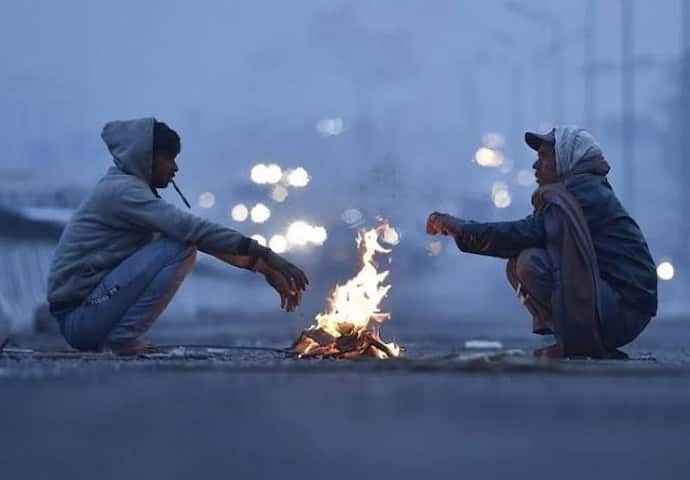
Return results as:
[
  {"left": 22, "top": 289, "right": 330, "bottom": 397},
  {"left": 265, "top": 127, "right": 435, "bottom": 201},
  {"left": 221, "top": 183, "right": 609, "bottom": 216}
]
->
[{"left": 1, "top": 314, "right": 689, "bottom": 480}]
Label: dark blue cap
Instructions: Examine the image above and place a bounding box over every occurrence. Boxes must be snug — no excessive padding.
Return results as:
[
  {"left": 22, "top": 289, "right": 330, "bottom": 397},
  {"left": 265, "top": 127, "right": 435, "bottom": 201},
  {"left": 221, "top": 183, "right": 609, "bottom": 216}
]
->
[{"left": 525, "top": 129, "right": 555, "bottom": 151}]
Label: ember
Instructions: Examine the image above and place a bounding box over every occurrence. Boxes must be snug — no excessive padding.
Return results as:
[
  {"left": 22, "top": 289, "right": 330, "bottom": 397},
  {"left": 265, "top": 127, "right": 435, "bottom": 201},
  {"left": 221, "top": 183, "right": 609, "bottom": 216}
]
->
[{"left": 291, "top": 223, "right": 402, "bottom": 359}]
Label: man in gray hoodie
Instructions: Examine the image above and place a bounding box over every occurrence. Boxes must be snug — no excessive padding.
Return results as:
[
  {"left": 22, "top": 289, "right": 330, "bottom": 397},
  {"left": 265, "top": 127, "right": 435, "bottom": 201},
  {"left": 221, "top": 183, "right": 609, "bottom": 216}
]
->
[{"left": 47, "top": 117, "right": 308, "bottom": 355}]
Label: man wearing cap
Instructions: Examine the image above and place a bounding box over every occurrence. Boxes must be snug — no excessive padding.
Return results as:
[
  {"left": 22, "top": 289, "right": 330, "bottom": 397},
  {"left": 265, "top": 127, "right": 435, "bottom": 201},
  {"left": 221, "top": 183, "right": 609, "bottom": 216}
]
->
[
  {"left": 427, "top": 127, "right": 657, "bottom": 358},
  {"left": 47, "top": 118, "right": 309, "bottom": 355}
]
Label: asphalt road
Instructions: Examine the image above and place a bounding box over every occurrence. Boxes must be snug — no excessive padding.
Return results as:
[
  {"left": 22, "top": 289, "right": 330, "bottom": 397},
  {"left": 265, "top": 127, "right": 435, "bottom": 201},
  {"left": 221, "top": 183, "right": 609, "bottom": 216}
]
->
[{"left": 1, "top": 316, "right": 689, "bottom": 480}]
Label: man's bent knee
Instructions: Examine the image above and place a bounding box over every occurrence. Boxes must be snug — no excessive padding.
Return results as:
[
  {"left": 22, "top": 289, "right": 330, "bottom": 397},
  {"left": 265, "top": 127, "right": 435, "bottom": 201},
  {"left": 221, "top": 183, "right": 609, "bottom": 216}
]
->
[
  {"left": 514, "top": 248, "right": 551, "bottom": 285},
  {"left": 154, "top": 236, "right": 197, "bottom": 263}
]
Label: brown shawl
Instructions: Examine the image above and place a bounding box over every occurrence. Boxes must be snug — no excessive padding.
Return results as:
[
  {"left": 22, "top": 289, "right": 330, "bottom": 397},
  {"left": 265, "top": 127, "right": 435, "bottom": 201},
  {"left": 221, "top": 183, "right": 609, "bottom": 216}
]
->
[{"left": 531, "top": 164, "right": 608, "bottom": 356}]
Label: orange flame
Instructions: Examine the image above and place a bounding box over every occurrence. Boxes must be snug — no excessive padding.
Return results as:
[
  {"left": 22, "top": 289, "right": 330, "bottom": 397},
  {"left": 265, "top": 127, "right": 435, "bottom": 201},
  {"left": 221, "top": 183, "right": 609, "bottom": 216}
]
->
[{"left": 298, "top": 223, "right": 401, "bottom": 359}]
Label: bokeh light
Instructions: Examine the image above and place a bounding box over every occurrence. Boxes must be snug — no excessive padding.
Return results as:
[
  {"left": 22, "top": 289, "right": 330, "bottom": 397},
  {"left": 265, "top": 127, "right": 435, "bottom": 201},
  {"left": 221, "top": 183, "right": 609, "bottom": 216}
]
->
[
  {"left": 287, "top": 221, "right": 312, "bottom": 246},
  {"left": 269, "top": 234, "right": 288, "bottom": 254},
  {"left": 382, "top": 225, "right": 400, "bottom": 246},
  {"left": 492, "top": 181, "right": 508, "bottom": 195},
  {"left": 265, "top": 164, "right": 283, "bottom": 184},
  {"left": 341, "top": 208, "right": 364, "bottom": 227},
  {"left": 491, "top": 182, "right": 512, "bottom": 209},
  {"left": 198, "top": 192, "right": 215, "bottom": 209},
  {"left": 517, "top": 169, "right": 536, "bottom": 187},
  {"left": 250, "top": 203, "right": 271, "bottom": 223},
  {"left": 493, "top": 190, "right": 512, "bottom": 208},
  {"left": 230, "top": 203, "right": 249, "bottom": 222},
  {"left": 316, "top": 117, "right": 344, "bottom": 136},
  {"left": 286, "top": 221, "right": 327, "bottom": 246},
  {"left": 657, "top": 260, "right": 675, "bottom": 281},
  {"left": 251, "top": 234, "right": 267, "bottom": 247},
  {"left": 287, "top": 167, "right": 310, "bottom": 188},
  {"left": 250, "top": 164, "right": 269, "bottom": 184},
  {"left": 426, "top": 241, "right": 443, "bottom": 256},
  {"left": 271, "top": 185, "right": 289, "bottom": 203},
  {"left": 474, "top": 147, "right": 504, "bottom": 168},
  {"left": 310, "top": 226, "right": 328, "bottom": 245}
]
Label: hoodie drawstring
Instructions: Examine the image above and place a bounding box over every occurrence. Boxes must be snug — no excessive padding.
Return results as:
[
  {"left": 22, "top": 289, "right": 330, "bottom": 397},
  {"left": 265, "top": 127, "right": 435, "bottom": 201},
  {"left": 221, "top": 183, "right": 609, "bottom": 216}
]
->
[{"left": 171, "top": 180, "right": 192, "bottom": 209}]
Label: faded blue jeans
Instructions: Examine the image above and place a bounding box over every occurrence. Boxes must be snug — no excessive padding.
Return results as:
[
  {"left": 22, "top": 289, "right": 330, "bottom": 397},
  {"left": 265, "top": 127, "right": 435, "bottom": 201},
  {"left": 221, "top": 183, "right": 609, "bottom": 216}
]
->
[{"left": 55, "top": 237, "right": 197, "bottom": 351}]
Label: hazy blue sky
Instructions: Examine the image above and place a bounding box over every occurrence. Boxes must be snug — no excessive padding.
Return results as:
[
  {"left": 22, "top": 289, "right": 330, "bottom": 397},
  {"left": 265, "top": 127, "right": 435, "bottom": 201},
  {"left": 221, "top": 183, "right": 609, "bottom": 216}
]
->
[{"left": 1, "top": 0, "right": 684, "bottom": 177}]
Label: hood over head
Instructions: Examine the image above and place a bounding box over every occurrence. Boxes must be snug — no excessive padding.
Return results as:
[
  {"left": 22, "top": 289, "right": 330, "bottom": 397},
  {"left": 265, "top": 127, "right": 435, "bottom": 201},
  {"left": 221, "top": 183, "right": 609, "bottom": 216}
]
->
[
  {"left": 101, "top": 117, "right": 155, "bottom": 183},
  {"left": 554, "top": 126, "right": 609, "bottom": 177}
]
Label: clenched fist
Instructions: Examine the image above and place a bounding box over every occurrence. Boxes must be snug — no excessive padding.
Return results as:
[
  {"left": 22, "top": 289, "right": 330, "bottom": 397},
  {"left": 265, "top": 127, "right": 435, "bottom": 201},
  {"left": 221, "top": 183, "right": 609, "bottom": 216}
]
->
[{"left": 426, "top": 212, "right": 465, "bottom": 236}]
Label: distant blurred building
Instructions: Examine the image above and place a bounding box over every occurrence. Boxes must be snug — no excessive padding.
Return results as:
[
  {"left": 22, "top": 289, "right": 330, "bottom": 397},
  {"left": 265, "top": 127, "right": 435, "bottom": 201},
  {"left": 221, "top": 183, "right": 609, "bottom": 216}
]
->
[
  {"left": 0, "top": 210, "right": 61, "bottom": 334},
  {"left": 0, "top": 175, "right": 86, "bottom": 211},
  {"left": 0, "top": 176, "right": 81, "bottom": 334}
]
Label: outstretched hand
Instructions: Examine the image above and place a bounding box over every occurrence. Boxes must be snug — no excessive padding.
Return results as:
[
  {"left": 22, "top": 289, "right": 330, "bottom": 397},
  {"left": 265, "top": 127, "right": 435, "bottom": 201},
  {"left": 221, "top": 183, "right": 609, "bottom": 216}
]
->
[
  {"left": 255, "top": 251, "right": 309, "bottom": 312},
  {"left": 426, "top": 212, "right": 449, "bottom": 235},
  {"left": 426, "top": 212, "right": 466, "bottom": 236}
]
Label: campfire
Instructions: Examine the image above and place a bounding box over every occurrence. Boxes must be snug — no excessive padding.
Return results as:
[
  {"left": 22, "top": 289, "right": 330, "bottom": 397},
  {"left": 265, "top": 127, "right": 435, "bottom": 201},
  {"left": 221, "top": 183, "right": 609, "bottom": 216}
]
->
[{"left": 291, "top": 223, "right": 402, "bottom": 359}]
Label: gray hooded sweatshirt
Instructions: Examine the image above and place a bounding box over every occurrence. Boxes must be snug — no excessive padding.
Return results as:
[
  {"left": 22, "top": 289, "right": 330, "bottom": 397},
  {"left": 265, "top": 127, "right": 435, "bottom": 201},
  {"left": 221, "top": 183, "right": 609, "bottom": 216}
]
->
[{"left": 47, "top": 117, "right": 257, "bottom": 307}]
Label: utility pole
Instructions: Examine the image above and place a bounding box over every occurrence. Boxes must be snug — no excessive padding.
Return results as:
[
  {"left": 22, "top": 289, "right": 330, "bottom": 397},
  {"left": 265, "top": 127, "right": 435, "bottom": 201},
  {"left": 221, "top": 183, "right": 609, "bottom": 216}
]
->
[
  {"left": 682, "top": 0, "right": 690, "bottom": 261},
  {"left": 504, "top": 1, "right": 564, "bottom": 126},
  {"left": 510, "top": 64, "right": 524, "bottom": 154},
  {"left": 552, "top": 18, "right": 564, "bottom": 124},
  {"left": 621, "top": 0, "right": 635, "bottom": 215},
  {"left": 463, "top": 63, "right": 481, "bottom": 150},
  {"left": 584, "top": 0, "right": 597, "bottom": 132},
  {"left": 487, "top": 29, "right": 525, "bottom": 153}
]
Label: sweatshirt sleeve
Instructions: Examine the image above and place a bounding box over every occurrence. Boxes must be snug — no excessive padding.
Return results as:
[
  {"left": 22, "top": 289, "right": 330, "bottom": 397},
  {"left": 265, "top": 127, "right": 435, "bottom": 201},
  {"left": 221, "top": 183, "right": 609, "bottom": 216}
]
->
[
  {"left": 112, "top": 182, "right": 257, "bottom": 256},
  {"left": 453, "top": 212, "right": 546, "bottom": 259}
]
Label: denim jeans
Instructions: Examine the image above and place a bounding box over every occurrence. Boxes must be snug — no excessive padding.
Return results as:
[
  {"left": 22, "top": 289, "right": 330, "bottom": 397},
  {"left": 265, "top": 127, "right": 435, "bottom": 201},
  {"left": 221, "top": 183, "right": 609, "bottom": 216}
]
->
[
  {"left": 55, "top": 237, "right": 197, "bottom": 350},
  {"left": 506, "top": 248, "right": 650, "bottom": 350}
]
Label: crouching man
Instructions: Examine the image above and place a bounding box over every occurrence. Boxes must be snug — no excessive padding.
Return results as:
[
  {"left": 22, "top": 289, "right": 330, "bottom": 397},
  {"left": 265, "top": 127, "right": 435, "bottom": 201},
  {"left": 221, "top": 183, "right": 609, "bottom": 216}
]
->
[
  {"left": 47, "top": 117, "right": 308, "bottom": 355},
  {"left": 427, "top": 127, "right": 657, "bottom": 358}
]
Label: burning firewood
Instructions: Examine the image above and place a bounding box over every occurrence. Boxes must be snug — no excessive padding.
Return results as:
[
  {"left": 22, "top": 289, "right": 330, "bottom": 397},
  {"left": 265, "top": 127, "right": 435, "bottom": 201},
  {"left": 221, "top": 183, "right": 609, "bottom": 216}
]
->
[{"left": 291, "top": 223, "right": 402, "bottom": 360}]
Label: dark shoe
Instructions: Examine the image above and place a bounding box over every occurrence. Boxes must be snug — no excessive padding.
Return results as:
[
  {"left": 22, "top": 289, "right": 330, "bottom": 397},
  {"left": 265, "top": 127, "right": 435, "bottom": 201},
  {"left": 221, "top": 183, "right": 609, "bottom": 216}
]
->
[
  {"left": 535, "top": 343, "right": 628, "bottom": 360},
  {"left": 601, "top": 348, "right": 629, "bottom": 360}
]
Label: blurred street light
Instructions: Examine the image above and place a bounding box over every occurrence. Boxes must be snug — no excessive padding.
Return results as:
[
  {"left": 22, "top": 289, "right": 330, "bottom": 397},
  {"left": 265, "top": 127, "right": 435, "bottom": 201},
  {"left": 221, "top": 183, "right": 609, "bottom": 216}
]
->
[
  {"left": 231, "top": 203, "right": 249, "bottom": 222},
  {"left": 265, "top": 164, "right": 283, "bottom": 185},
  {"left": 341, "top": 208, "right": 364, "bottom": 228},
  {"left": 269, "top": 234, "right": 288, "bottom": 254},
  {"left": 250, "top": 203, "right": 271, "bottom": 223},
  {"left": 198, "top": 192, "right": 215, "bottom": 209},
  {"left": 286, "top": 221, "right": 328, "bottom": 246},
  {"left": 310, "top": 226, "right": 328, "bottom": 245},
  {"left": 251, "top": 234, "right": 267, "bottom": 247},
  {"left": 517, "top": 169, "right": 536, "bottom": 187},
  {"left": 271, "top": 185, "right": 289, "bottom": 203},
  {"left": 382, "top": 225, "right": 400, "bottom": 246},
  {"left": 287, "top": 221, "right": 312, "bottom": 246},
  {"left": 491, "top": 181, "right": 512, "bottom": 208},
  {"left": 287, "top": 167, "right": 310, "bottom": 188},
  {"left": 426, "top": 241, "right": 443, "bottom": 256},
  {"left": 250, "top": 164, "right": 270, "bottom": 184},
  {"left": 657, "top": 260, "right": 675, "bottom": 281},
  {"left": 474, "top": 147, "right": 504, "bottom": 168}
]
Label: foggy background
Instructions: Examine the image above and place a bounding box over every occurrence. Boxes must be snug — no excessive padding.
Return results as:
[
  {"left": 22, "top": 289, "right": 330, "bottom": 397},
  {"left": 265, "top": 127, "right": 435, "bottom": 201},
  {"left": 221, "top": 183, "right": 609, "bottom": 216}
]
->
[{"left": 1, "top": 0, "right": 688, "bottom": 337}]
